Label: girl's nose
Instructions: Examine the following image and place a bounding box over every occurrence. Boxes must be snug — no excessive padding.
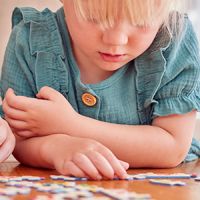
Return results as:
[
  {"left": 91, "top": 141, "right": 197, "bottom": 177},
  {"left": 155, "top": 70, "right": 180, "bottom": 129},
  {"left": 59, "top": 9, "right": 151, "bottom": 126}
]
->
[{"left": 102, "top": 27, "right": 128, "bottom": 46}]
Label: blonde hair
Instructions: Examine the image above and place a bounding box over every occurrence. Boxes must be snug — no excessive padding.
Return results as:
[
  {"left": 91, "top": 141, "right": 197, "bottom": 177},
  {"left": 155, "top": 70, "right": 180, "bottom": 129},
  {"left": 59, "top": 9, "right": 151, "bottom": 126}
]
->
[{"left": 73, "top": 0, "right": 187, "bottom": 32}]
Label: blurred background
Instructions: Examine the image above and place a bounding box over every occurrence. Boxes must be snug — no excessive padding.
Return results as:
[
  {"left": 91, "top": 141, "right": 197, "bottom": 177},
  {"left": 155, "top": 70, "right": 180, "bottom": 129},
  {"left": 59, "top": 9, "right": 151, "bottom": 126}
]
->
[
  {"left": 188, "top": 0, "right": 200, "bottom": 38},
  {"left": 0, "top": 0, "right": 62, "bottom": 70},
  {"left": 0, "top": 1, "right": 200, "bottom": 162}
]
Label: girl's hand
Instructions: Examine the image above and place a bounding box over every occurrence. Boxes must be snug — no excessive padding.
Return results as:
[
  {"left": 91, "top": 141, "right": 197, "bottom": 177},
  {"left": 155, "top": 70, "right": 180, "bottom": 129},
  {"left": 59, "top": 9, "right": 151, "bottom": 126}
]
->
[
  {"left": 2, "top": 87, "right": 77, "bottom": 138},
  {"left": 43, "top": 134, "right": 129, "bottom": 180},
  {"left": 0, "top": 118, "right": 16, "bottom": 162}
]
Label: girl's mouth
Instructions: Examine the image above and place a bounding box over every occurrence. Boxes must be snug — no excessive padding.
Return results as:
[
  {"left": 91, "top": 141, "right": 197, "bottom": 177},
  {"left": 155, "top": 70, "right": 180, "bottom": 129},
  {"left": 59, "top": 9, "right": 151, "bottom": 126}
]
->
[{"left": 99, "top": 52, "right": 127, "bottom": 62}]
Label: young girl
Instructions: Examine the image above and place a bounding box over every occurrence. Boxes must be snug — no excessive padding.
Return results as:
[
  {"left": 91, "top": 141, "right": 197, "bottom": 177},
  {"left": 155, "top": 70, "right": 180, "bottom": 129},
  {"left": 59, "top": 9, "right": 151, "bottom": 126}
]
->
[{"left": 1, "top": 0, "right": 200, "bottom": 180}]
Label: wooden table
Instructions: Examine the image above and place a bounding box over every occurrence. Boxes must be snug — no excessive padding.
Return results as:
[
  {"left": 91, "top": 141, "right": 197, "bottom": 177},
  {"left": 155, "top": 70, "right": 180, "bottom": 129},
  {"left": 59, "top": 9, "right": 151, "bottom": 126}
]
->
[{"left": 0, "top": 160, "right": 200, "bottom": 200}]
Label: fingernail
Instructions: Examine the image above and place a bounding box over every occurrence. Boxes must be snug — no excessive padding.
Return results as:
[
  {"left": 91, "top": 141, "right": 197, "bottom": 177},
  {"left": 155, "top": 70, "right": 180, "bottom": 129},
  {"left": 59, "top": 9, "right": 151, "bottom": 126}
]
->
[
  {"left": 96, "top": 175, "right": 102, "bottom": 180},
  {"left": 120, "top": 161, "right": 129, "bottom": 170},
  {"left": 120, "top": 172, "right": 128, "bottom": 180}
]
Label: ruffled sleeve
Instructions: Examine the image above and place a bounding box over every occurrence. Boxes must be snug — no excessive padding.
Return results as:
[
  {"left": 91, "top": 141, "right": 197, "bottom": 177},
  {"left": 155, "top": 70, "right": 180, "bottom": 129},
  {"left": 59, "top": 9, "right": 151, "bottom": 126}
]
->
[
  {"left": 134, "top": 15, "right": 200, "bottom": 163},
  {"left": 184, "top": 138, "right": 200, "bottom": 162},
  {"left": 152, "top": 16, "right": 200, "bottom": 117},
  {"left": 0, "top": 8, "right": 36, "bottom": 117},
  {"left": 0, "top": 7, "right": 69, "bottom": 118},
  {"left": 151, "top": 16, "right": 200, "bottom": 163}
]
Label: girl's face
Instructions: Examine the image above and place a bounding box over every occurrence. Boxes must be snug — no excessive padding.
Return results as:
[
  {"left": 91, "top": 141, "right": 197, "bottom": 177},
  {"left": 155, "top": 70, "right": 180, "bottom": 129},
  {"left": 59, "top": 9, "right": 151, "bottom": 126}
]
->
[{"left": 62, "top": 0, "right": 161, "bottom": 82}]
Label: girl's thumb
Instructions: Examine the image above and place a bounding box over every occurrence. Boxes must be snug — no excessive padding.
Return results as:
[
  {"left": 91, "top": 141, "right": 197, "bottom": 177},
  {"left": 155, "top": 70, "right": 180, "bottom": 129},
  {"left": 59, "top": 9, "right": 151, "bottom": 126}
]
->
[{"left": 36, "top": 86, "right": 59, "bottom": 101}]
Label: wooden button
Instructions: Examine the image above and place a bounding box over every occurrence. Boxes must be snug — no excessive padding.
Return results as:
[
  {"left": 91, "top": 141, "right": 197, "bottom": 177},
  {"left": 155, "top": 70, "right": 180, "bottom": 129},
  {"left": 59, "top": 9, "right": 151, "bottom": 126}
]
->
[{"left": 81, "top": 93, "right": 97, "bottom": 107}]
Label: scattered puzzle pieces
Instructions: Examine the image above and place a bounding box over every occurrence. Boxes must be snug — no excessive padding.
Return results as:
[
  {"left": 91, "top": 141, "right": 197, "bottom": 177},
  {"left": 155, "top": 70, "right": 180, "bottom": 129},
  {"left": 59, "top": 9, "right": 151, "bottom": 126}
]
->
[
  {"left": 0, "top": 172, "right": 199, "bottom": 200},
  {"left": 0, "top": 187, "right": 31, "bottom": 196},
  {"left": 50, "top": 175, "right": 87, "bottom": 181},
  {"left": 145, "top": 173, "right": 197, "bottom": 179},
  {"left": 149, "top": 179, "right": 186, "bottom": 186},
  {"left": 194, "top": 176, "right": 200, "bottom": 181},
  {"left": 0, "top": 175, "right": 153, "bottom": 200},
  {"left": 100, "top": 188, "right": 151, "bottom": 199},
  {"left": 124, "top": 173, "right": 197, "bottom": 180},
  {"left": 0, "top": 176, "right": 44, "bottom": 183}
]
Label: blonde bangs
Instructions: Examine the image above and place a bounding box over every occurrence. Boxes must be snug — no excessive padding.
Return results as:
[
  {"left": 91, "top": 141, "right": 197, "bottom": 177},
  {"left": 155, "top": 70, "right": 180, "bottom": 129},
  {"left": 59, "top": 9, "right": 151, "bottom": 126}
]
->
[
  {"left": 73, "top": 0, "right": 120, "bottom": 28},
  {"left": 73, "top": 0, "right": 186, "bottom": 29}
]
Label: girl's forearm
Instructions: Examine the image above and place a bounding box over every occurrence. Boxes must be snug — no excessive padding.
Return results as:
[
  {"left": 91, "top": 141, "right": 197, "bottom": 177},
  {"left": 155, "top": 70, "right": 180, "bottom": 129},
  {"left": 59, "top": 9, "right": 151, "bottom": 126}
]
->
[
  {"left": 69, "top": 115, "right": 190, "bottom": 168},
  {"left": 13, "top": 135, "right": 58, "bottom": 168}
]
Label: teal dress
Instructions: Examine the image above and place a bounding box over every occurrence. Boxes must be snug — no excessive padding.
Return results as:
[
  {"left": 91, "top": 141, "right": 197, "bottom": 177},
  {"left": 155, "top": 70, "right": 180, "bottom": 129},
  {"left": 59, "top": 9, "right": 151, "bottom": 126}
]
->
[{"left": 1, "top": 7, "right": 200, "bottom": 161}]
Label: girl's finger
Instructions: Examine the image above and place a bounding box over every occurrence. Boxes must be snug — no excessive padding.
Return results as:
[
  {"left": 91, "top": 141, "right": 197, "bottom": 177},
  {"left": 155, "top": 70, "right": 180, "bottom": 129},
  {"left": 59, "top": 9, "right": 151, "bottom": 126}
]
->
[
  {"left": 4, "top": 116, "right": 29, "bottom": 131},
  {"left": 72, "top": 153, "right": 102, "bottom": 180},
  {"left": 86, "top": 151, "right": 114, "bottom": 179},
  {"left": 5, "top": 88, "right": 36, "bottom": 111},
  {"left": 99, "top": 147, "right": 128, "bottom": 179},
  {"left": 2, "top": 100, "right": 27, "bottom": 120},
  {"left": 62, "top": 160, "right": 88, "bottom": 178},
  {"left": 14, "top": 130, "right": 36, "bottom": 138}
]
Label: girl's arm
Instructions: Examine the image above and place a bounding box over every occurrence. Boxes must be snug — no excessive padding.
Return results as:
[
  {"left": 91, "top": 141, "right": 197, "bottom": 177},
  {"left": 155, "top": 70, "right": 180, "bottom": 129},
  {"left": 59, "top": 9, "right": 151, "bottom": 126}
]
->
[
  {"left": 13, "top": 134, "right": 128, "bottom": 180},
  {"left": 3, "top": 86, "right": 196, "bottom": 168},
  {"left": 70, "top": 110, "right": 196, "bottom": 168}
]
